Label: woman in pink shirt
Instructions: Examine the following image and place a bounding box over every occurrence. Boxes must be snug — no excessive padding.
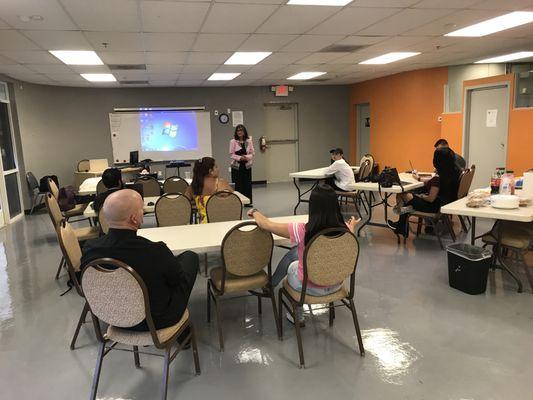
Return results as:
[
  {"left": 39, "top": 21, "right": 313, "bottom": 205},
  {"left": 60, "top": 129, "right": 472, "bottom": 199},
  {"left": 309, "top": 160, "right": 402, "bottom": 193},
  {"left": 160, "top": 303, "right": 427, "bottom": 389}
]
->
[
  {"left": 248, "top": 183, "right": 358, "bottom": 324},
  {"left": 229, "top": 124, "right": 255, "bottom": 206}
]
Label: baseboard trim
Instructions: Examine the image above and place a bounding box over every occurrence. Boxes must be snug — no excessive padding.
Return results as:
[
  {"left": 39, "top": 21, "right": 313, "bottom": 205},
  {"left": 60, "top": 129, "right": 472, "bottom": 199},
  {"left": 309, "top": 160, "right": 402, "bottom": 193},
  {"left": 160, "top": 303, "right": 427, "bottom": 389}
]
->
[{"left": 252, "top": 180, "right": 267, "bottom": 185}]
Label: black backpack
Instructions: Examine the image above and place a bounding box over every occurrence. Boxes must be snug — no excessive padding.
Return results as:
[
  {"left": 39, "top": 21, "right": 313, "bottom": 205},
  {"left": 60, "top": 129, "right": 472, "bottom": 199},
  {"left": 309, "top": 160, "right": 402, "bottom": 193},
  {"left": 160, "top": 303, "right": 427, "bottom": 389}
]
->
[
  {"left": 378, "top": 167, "right": 402, "bottom": 189},
  {"left": 39, "top": 175, "right": 58, "bottom": 192}
]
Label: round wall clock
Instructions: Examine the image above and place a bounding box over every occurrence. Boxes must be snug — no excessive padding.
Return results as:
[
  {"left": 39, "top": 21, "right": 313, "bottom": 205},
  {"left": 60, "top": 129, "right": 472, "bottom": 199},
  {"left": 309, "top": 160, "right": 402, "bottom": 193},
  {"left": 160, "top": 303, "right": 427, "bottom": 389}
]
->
[{"left": 219, "top": 113, "right": 229, "bottom": 124}]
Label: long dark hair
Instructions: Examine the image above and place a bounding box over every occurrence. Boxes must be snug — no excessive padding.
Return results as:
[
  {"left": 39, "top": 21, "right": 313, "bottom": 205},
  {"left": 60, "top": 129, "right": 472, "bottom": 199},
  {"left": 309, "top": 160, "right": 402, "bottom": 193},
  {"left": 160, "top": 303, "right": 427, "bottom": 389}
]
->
[
  {"left": 234, "top": 124, "right": 249, "bottom": 141},
  {"left": 304, "top": 183, "right": 345, "bottom": 244},
  {"left": 191, "top": 157, "right": 215, "bottom": 196},
  {"left": 433, "top": 147, "right": 460, "bottom": 202}
]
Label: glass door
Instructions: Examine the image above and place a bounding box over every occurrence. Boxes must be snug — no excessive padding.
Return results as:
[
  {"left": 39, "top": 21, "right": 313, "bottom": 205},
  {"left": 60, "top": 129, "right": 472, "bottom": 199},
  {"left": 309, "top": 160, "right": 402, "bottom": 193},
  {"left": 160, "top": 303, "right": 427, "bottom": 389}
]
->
[{"left": 0, "top": 82, "right": 23, "bottom": 223}]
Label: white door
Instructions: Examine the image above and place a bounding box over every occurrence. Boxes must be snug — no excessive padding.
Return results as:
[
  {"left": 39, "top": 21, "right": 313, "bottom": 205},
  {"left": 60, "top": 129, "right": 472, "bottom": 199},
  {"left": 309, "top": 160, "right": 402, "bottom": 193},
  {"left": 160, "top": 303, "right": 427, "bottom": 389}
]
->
[
  {"left": 263, "top": 103, "right": 298, "bottom": 183},
  {"left": 357, "top": 103, "right": 370, "bottom": 163},
  {"left": 464, "top": 85, "right": 509, "bottom": 190}
]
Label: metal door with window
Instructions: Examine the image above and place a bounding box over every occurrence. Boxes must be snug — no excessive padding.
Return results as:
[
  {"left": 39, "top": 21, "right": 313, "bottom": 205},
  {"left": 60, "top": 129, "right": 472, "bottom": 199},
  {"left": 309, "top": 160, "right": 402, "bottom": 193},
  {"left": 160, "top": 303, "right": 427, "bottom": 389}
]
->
[
  {"left": 262, "top": 103, "right": 299, "bottom": 183},
  {"left": 0, "top": 82, "right": 23, "bottom": 223},
  {"left": 463, "top": 84, "right": 509, "bottom": 190}
]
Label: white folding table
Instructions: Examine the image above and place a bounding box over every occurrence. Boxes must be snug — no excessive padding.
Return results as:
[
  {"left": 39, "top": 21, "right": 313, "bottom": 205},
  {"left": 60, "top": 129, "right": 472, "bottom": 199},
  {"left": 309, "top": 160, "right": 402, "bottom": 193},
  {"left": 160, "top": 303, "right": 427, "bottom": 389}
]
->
[
  {"left": 289, "top": 166, "right": 360, "bottom": 214},
  {"left": 78, "top": 177, "right": 193, "bottom": 196},
  {"left": 441, "top": 194, "right": 533, "bottom": 292},
  {"left": 138, "top": 215, "right": 308, "bottom": 254}
]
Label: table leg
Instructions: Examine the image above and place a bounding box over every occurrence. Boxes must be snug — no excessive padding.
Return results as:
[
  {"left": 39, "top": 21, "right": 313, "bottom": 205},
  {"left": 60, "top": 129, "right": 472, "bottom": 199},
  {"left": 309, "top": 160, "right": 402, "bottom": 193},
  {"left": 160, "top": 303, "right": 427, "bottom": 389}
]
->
[
  {"left": 470, "top": 217, "right": 476, "bottom": 245},
  {"left": 293, "top": 178, "right": 301, "bottom": 215},
  {"left": 382, "top": 193, "right": 400, "bottom": 243},
  {"left": 357, "top": 191, "right": 373, "bottom": 236}
]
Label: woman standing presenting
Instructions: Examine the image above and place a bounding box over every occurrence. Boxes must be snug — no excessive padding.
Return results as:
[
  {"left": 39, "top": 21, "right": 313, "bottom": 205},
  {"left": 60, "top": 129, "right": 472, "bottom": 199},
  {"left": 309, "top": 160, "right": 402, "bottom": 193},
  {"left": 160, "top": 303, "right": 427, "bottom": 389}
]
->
[{"left": 229, "top": 124, "right": 255, "bottom": 206}]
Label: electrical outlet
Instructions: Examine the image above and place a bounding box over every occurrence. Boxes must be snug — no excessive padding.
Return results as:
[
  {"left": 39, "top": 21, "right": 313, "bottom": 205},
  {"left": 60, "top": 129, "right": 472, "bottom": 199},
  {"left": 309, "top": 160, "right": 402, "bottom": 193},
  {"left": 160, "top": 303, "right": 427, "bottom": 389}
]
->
[{"left": 214, "top": 110, "right": 219, "bottom": 116}]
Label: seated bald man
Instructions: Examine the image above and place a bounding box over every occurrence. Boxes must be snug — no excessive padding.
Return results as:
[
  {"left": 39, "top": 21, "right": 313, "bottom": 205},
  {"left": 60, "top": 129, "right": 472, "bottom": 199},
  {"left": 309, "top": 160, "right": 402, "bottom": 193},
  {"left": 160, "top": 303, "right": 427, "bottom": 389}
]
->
[{"left": 81, "top": 189, "right": 199, "bottom": 331}]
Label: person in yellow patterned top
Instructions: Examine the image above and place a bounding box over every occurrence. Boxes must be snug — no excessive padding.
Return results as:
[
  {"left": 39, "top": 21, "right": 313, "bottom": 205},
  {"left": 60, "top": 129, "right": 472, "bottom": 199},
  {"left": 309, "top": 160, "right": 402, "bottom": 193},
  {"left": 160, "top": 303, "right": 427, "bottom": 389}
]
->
[{"left": 185, "top": 157, "right": 233, "bottom": 223}]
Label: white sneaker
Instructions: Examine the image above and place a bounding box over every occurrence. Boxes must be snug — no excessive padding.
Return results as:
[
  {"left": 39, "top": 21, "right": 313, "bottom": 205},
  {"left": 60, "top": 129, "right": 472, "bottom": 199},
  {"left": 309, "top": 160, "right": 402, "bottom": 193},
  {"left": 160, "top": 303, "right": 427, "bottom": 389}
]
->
[{"left": 393, "top": 205, "right": 414, "bottom": 215}]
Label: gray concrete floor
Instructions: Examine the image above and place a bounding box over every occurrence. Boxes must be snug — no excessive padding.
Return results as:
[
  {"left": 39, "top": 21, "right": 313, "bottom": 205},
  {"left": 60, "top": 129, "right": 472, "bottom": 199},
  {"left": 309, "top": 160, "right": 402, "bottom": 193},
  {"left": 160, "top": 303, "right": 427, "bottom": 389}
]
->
[{"left": 1, "top": 182, "right": 532, "bottom": 399}]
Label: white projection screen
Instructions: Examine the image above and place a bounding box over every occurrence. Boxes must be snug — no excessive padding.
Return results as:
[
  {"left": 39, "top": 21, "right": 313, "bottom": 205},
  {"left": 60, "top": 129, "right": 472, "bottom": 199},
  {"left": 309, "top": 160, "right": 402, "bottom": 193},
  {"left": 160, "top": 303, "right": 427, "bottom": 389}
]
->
[{"left": 109, "top": 110, "right": 212, "bottom": 163}]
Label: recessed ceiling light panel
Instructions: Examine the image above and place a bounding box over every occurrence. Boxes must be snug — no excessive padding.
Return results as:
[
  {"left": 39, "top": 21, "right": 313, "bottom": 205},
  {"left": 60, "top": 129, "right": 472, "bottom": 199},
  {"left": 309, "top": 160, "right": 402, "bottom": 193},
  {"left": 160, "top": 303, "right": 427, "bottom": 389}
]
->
[
  {"left": 50, "top": 50, "right": 104, "bottom": 65},
  {"left": 287, "top": 72, "right": 326, "bottom": 80},
  {"left": 475, "top": 51, "right": 533, "bottom": 63},
  {"left": 359, "top": 52, "right": 420, "bottom": 65},
  {"left": 81, "top": 73, "right": 116, "bottom": 82},
  {"left": 445, "top": 11, "right": 533, "bottom": 37},
  {"left": 287, "top": 0, "right": 353, "bottom": 5},
  {"left": 207, "top": 73, "right": 241, "bottom": 81},
  {"left": 224, "top": 52, "right": 272, "bottom": 65}
]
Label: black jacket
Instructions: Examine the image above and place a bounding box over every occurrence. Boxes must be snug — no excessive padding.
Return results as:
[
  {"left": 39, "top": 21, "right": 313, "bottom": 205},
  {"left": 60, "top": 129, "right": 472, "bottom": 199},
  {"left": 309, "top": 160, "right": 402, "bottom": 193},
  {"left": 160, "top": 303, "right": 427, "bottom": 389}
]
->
[
  {"left": 93, "top": 187, "right": 121, "bottom": 213},
  {"left": 81, "top": 229, "right": 194, "bottom": 329}
]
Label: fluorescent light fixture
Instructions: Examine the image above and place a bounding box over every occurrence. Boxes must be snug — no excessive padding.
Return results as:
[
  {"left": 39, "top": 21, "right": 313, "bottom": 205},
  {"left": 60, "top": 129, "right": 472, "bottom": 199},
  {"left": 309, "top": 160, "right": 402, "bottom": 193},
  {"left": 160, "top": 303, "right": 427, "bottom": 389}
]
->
[
  {"left": 207, "top": 73, "right": 240, "bottom": 81},
  {"left": 475, "top": 51, "right": 533, "bottom": 63},
  {"left": 225, "top": 52, "right": 272, "bottom": 65},
  {"left": 287, "top": 71, "right": 326, "bottom": 80},
  {"left": 359, "top": 52, "right": 420, "bottom": 65},
  {"left": 445, "top": 11, "right": 533, "bottom": 37},
  {"left": 49, "top": 50, "right": 103, "bottom": 65},
  {"left": 287, "top": 0, "right": 353, "bottom": 6},
  {"left": 81, "top": 73, "right": 116, "bottom": 82}
]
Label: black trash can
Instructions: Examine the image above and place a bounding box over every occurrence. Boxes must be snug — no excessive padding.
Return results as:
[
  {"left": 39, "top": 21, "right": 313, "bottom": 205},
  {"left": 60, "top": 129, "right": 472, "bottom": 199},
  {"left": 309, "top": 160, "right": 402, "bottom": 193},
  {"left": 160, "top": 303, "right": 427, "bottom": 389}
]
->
[{"left": 446, "top": 243, "right": 492, "bottom": 295}]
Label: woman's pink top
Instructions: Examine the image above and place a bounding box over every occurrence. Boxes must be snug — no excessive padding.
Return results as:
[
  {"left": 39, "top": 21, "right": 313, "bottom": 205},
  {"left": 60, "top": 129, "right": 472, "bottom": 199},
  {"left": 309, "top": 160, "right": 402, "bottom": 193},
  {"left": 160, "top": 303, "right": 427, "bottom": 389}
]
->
[{"left": 229, "top": 138, "right": 255, "bottom": 169}]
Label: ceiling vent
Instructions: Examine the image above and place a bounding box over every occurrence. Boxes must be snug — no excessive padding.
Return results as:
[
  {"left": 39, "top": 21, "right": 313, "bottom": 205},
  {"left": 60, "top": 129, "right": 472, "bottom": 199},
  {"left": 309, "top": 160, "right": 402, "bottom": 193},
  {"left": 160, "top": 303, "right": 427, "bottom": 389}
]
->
[
  {"left": 108, "top": 64, "right": 147, "bottom": 70},
  {"left": 310, "top": 78, "right": 330, "bottom": 82},
  {"left": 321, "top": 44, "right": 366, "bottom": 53},
  {"left": 119, "top": 80, "right": 149, "bottom": 85}
]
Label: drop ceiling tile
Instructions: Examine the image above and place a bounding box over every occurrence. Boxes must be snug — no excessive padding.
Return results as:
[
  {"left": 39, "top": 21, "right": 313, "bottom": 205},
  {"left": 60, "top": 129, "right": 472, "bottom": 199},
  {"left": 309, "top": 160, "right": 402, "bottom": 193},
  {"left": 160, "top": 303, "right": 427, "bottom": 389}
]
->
[
  {"left": 61, "top": 0, "right": 140, "bottom": 32},
  {"left": 0, "top": 64, "right": 36, "bottom": 74},
  {"left": 8, "top": 73, "right": 53, "bottom": 83},
  {"left": 295, "top": 52, "right": 349, "bottom": 64},
  {"left": 143, "top": 33, "right": 197, "bottom": 51},
  {"left": 360, "top": 36, "right": 431, "bottom": 53},
  {"left": 0, "top": 19, "right": 11, "bottom": 29},
  {"left": 348, "top": 0, "right": 419, "bottom": 7},
  {"left": 23, "top": 30, "right": 93, "bottom": 50},
  {"left": 0, "top": 54, "right": 15, "bottom": 64},
  {"left": 405, "top": 9, "right": 501, "bottom": 36},
  {"left": 405, "top": 36, "right": 467, "bottom": 53},
  {"left": 0, "top": 0, "right": 77, "bottom": 30},
  {"left": 85, "top": 32, "right": 144, "bottom": 52},
  {"left": 145, "top": 52, "right": 189, "bottom": 64},
  {"left": 280, "top": 35, "right": 344, "bottom": 52},
  {"left": 260, "top": 52, "right": 310, "bottom": 64},
  {"left": 147, "top": 73, "right": 180, "bottom": 81},
  {"left": 114, "top": 70, "right": 148, "bottom": 80},
  {"left": 149, "top": 81, "right": 177, "bottom": 86},
  {"left": 227, "top": 79, "right": 256, "bottom": 86},
  {"left": 216, "top": 0, "right": 284, "bottom": 4},
  {"left": 192, "top": 34, "right": 248, "bottom": 51},
  {"left": 181, "top": 64, "right": 219, "bottom": 74},
  {"left": 309, "top": 7, "right": 400, "bottom": 35},
  {"left": 176, "top": 80, "right": 205, "bottom": 86},
  {"left": 0, "top": 50, "right": 59, "bottom": 64},
  {"left": 68, "top": 65, "right": 111, "bottom": 73},
  {"left": 0, "top": 31, "right": 40, "bottom": 50},
  {"left": 238, "top": 71, "right": 270, "bottom": 79},
  {"left": 141, "top": 1, "right": 210, "bottom": 33},
  {"left": 327, "top": 52, "right": 374, "bottom": 64},
  {"left": 98, "top": 52, "right": 146, "bottom": 64},
  {"left": 335, "top": 36, "right": 388, "bottom": 47},
  {"left": 470, "top": 0, "right": 533, "bottom": 10},
  {"left": 187, "top": 52, "right": 232, "bottom": 64},
  {"left": 215, "top": 65, "right": 251, "bottom": 73},
  {"left": 237, "top": 34, "right": 298, "bottom": 52},
  {"left": 413, "top": 0, "right": 483, "bottom": 8},
  {"left": 202, "top": 4, "right": 278, "bottom": 33},
  {"left": 145, "top": 64, "right": 183, "bottom": 73},
  {"left": 25, "top": 64, "right": 74, "bottom": 74},
  {"left": 246, "top": 63, "right": 283, "bottom": 73},
  {"left": 355, "top": 8, "right": 455, "bottom": 36},
  {"left": 45, "top": 73, "right": 86, "bottom": 82},
  {"left": 256, "top": 6, "right": 340, "bottom": 34}
]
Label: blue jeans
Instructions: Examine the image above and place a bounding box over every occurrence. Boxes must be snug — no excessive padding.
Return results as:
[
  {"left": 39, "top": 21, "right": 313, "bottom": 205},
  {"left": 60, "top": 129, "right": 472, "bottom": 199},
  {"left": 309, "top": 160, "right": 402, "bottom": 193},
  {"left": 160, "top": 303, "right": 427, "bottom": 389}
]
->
[
  {"left": 272, "top": 246, "right": 299, "bottom": 287},
  {"left": 286, "top": 263, "right": 342, "bottom": 296}
]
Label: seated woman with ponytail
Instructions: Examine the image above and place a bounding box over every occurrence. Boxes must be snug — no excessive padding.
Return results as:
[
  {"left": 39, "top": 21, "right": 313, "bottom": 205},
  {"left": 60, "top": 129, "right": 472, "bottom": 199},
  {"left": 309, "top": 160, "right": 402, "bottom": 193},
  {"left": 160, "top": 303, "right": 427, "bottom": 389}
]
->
[{"left": 185, "top": 157, "right": 233, "bottom": 224}]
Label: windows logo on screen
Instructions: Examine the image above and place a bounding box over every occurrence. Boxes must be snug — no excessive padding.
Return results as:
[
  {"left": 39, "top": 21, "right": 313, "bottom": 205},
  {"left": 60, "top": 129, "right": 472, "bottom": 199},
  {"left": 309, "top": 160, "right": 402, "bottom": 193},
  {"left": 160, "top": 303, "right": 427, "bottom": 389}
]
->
[{"left": 162, "top": 121, "right": 178, "bottom": 138}]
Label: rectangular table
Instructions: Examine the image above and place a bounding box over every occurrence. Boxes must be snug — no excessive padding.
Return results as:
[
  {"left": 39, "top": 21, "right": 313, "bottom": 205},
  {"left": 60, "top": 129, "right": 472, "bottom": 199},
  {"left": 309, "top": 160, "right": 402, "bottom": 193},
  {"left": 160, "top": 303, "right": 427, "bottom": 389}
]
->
[
  {"left": 78, "top": 176, "right": 193, "bottom": 196},
  {"left": 83, "top": 191, "right": 251, "bottom": 218},
  {"left": 289, "top": 166, "right": 360, "bottom": 214},
  {"left": 138, "top": 215, "right": 308, "bottom": 254},
  {"left": 441, "top": 194, "right": 533, "bottom": 292}
]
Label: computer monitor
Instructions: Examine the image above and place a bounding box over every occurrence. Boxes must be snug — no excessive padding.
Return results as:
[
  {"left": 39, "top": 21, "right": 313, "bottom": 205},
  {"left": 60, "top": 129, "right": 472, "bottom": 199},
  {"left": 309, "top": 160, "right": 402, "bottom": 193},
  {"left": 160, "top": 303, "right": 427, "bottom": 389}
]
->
[
  {"left": 129, "top": 150, "right": 139, "bottom": 165},
  {"left": 125, "top": 182, "right": 144, "bottom": 198}
]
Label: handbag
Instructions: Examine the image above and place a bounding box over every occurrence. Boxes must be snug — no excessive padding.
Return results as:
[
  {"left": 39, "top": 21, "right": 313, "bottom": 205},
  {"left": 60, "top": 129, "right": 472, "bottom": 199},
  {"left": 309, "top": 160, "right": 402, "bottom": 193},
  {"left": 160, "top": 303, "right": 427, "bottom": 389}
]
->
[{"left": 378, "top": 167, "right": 402, "bottom": 189}]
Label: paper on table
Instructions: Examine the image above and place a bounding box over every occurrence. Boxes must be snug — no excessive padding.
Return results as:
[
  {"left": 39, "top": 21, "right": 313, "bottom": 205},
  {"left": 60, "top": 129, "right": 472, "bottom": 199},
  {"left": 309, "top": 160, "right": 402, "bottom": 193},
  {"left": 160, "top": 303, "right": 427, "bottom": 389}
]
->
[
  {"left": 232, "top": 111, "right": 243, "bottom": 127},
  {"left": 486, "top": 109, "right": 497, "bottom": 127}
]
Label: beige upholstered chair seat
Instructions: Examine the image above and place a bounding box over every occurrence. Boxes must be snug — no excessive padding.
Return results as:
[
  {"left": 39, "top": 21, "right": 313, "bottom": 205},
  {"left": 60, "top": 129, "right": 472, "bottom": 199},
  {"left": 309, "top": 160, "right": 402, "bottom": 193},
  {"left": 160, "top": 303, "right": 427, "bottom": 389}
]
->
[
  {"left": 105, "top": 309, "right": 190, "bottom": 346},
  {"left": 282, "top": 279, "right": 348, "bottom": 304},
  {"left": 75, "top": 226, "right": 100, "bottom": 241},
  {"left": 209, "top": 267, "right": 267, "bottom": 293},
  {"left": 481, "top": 230, "right": 530, "bottom": 250},
  {"left": 335, "top": 190, "right": 358, "bottom": 197},
  {"left": 63, "top": 203, "right": 88, "bottom": 217}
]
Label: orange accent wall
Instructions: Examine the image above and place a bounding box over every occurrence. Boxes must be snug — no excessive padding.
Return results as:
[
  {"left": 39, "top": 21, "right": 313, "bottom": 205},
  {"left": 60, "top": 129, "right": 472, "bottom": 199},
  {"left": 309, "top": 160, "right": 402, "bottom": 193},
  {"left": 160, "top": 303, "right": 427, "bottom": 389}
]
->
[
  {"left": 440, "top": 113, "right": 462, "bottom": 153},
  {"left": 350, "top": 67, "right": 448, "bottom": 171}
]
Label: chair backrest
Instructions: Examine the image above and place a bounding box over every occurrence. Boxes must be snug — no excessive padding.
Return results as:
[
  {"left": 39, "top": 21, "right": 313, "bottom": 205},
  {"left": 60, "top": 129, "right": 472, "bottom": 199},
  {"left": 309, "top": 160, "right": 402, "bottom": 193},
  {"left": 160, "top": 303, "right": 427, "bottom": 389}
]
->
[
  {"left": 358, "top": 159, "right": 372, "bottom": 181},
  {"left": 359, "top": 154, "right": 374, "bottom": 173},
  {"left": 163, "top": 176, "right": 189, "bottom": 195},
  {"left": 81, "top": 258, "right": 147, "bottom": 328},
  {"left": 206, "top": 191, "right": 242, "bottom": 223},
  {"left": 48, "top": 178, "right": 59, "bottom": 199},
  {"left": 155, "top": 193, "right": 192, "bottom": 227},
  {"left": 98, "top": 210, "right": 110, "bottom": 235},
  {"left": 134, "top": 177, "right": 161, "bottom": 197},
  {"left": 302, "top": 227, "right": 359, "bottom": 298},
  {"left": 77, "top": 159, "right": 90, "bottom": 172},
  {"left": 57, "top": 219, "right": 83, "bottom": 296},
  {"left": 220, "top": 222, "right": 273, "bottom": 290},
  {"left": 45, "top": 192, "right": 62, "bottom": 228},
  {"left": 26, "top": 172, "right": 39, "bottom": 192},
  {"left": 96, "top": 179, "right": 107, "bottom": 195},
  {"left": 457, "top": 165, "right": 476, "bottom": 199}
]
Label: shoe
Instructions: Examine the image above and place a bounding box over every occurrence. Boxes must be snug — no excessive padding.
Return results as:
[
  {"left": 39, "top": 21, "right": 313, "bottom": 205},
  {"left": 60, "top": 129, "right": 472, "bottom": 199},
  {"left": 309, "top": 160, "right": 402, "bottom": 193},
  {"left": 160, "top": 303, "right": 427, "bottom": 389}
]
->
[
  {"left": 388, "top": 219, "right": 398, "bottom": 229},
  {"left": 393, "top": 205, "right": 414, "bottom": 215},
  {"left": 286, "top": 311, "right": 305, "bottom": 327}
]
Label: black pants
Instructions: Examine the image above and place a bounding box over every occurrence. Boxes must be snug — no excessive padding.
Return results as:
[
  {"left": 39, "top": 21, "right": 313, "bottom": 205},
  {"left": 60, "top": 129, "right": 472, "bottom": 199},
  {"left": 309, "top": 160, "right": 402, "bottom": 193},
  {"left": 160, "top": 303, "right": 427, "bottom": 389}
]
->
[
  {"left": 396, "top": 197, "right": 441, "bottom": 235},
  {"left": 325, "top": 177, "right": 349, "bottom": 192},
  {"left": 129, "top": 251, "right": 199, "bottom": 331},
  {"left": 231, "top": 163, "right": 252, "bottom": 203}
]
